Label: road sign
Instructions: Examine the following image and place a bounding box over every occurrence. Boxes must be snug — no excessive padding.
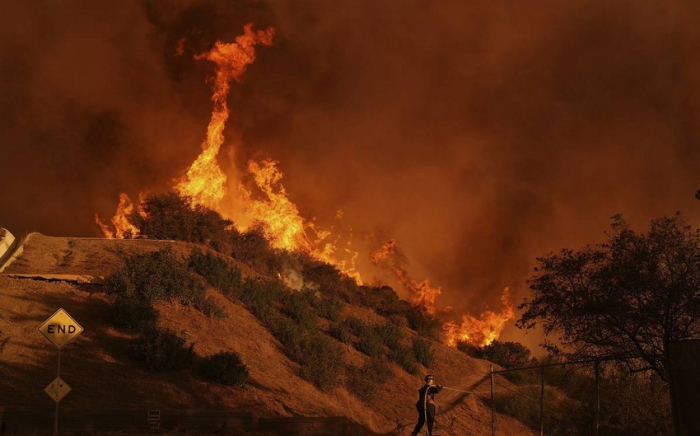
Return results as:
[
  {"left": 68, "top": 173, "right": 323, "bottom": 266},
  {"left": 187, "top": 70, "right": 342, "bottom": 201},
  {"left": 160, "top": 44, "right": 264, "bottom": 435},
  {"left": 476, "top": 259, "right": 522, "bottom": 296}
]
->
[
  {"left": 45, "top": 377, "right": 71, "bottom": 403},
  {"left": 148, "top": 410, "right": 161, "bottom": 428},
  {"left": 38, "top": 308, "right": 84, "bottom": 349}
]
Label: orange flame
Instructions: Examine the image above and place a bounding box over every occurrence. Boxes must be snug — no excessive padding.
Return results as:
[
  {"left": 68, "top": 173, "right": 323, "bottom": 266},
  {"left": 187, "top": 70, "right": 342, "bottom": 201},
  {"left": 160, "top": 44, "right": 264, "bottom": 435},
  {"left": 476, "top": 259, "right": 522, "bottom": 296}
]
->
[
  {"left": 175, "top": 23, "right": 275, "bottom": 209},
  {"left": 443, "top": 287, "right": 515, "bottom": 347},
  {"left": 95, "top": 193, "right": 140, "bottom": 239},
  {"left": 371, "top": 239, "right": 441, "bottom": 313}
]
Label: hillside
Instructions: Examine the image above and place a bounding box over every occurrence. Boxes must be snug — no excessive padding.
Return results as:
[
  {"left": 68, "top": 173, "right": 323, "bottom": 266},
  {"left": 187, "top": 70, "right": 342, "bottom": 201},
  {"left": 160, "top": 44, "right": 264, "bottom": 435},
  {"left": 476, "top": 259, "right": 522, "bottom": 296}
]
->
[{"left": 0, "top": 232, "right": 536, "bottom": 436}]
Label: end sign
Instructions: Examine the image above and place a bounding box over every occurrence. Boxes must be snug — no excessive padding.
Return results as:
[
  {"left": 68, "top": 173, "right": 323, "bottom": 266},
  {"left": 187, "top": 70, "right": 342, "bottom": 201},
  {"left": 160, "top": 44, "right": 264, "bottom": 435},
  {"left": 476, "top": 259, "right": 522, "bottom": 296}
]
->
[{"left": 38, "top": 308, "right": 84, "bottom": 349}]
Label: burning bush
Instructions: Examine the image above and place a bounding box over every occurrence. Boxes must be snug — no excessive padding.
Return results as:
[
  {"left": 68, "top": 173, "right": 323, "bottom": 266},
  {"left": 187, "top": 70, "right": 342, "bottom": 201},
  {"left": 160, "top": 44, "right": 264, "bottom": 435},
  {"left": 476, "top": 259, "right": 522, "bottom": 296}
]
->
[
  {"left": 133, "top": 193, "right": 236, "bottom": 253},
  {"left": 412, "top": 336, "right": 435, "bottom": 368},
  {"left": 198, "top": 351, "right": 249, "bottom": 386},
  {"left": 187, "top": 247, "right": 242, "bottom": 296},
  {"left": 129, "top": 328, "right": 196, "bottom": 372}
]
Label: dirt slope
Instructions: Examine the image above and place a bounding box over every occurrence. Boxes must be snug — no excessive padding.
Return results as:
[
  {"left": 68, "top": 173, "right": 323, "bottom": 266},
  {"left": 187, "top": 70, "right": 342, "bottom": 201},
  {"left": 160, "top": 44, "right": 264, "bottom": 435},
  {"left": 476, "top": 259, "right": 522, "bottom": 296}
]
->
[{"left": 0, "top": 234, "right": 535, "bottom": 436}]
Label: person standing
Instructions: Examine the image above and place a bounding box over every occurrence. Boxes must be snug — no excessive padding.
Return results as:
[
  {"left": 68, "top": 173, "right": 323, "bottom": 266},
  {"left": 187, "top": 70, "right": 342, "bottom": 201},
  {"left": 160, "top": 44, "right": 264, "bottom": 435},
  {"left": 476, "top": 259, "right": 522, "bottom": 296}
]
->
[{"left": 410, "top": 374, "right": 443, "bottom": 436}]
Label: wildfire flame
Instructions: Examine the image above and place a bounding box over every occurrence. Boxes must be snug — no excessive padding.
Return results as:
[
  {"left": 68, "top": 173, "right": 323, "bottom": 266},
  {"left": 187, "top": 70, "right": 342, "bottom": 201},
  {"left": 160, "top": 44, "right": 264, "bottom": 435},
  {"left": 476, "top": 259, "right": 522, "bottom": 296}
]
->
[
  {"left": 371, "top": 239, "right": 442, "bottom": 314},
  {"left": 176, "top": 23, "right": 275, "bottom": 209},
  {"left": 443, "top": 287, "right": 515, "bottom": 347},
  {"left": 95, "top": 23, "right": 513, "bottom": 347},
  {"left": 95, "top": 193, "right": 141, "bottom": 239}
]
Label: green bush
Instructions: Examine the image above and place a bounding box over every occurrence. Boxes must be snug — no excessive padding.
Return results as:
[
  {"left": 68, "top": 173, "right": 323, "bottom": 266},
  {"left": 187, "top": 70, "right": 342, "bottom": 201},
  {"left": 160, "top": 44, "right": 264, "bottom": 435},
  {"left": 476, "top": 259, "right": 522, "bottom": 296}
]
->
[
  {"left": 374, "top": 323, "right": 404, "bottom": 348},
  {"left": 412, "top": 336, "right": 435, "bottom": 368},
  {"left": 280, "top": 290, "right": 318, "bottom": 329},
  {"left": 329, "top": 323, "right": 352, "bottom": 344},
  {"left": 346, "top": 357, "right": 393, "bottom": 402},
  {"left": 297, "top": 333, "right": 345, "bottom": 391},
  {"left": 314, "top": 297, "right": 343, "bottom": 322},
  {"left": 187, "top": 248, "right": 241, "bottom": 296},
  {"left": 405, "top": 308, "right": 443, "bottom": 341},
  {"left": 239, "top": 278, "right": 285, "bottom": 316},
  {"left": 110, "top": 294, "right": 158, "bottom": 331},
  {"left": 355, "top": 328, "right": 384, "bottom": 357},
  {"left": 130, "top": 328, "right": 195, "bottom": 371},
  {"left": 230, "top": 225, "right": 283, "bottom": 276},
  {"left": 344, "top": 316, "right": 366, "bottom": 336},
  {"left": 390, "top": 345, "right": 420, "bottom": 375},
  {"left": 195, "top": 296, "right": 227, "bottom": 320},
  {"left": 105, "top": 249, "right": 206, "bottom": 306},
  {"left": 299, "top": 258, "right": 360, "bottom": 303},
  {"left": 388, "top": 313, "right": 409, "bottom": 329},
  {"left": 132, "top": 193, "right": 236, "bottom": 254},
  {"left": 198, "top": 351, "right": 249, "bottom": 386}
]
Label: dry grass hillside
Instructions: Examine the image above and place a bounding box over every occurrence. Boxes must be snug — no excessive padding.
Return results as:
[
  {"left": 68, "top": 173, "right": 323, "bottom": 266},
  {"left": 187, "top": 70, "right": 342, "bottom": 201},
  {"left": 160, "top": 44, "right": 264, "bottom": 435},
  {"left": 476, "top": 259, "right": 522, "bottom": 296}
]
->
[{"left": 0, "top": 233, "right": 536, "bottom": 436}]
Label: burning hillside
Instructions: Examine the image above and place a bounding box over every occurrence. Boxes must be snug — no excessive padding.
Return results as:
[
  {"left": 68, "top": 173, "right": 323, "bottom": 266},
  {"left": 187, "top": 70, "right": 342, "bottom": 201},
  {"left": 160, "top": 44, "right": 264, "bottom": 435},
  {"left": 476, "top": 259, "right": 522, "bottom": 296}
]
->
[{"left": 95, "top": 23, "right": 513, "bottom": 348}]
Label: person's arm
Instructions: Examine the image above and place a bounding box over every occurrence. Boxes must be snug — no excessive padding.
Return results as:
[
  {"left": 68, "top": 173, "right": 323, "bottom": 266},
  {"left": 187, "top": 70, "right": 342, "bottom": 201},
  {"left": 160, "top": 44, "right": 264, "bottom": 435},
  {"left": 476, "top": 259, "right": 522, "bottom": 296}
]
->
[{"left": 431, "top": 384, "right": 443, "bottom": 394}]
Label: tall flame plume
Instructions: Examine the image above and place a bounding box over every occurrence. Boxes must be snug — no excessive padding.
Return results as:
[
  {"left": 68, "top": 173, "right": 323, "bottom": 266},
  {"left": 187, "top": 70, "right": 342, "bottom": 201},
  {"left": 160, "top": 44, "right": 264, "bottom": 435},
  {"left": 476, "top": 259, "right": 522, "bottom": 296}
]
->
[{"left": 96, "top": 23, "right": 513, "bottom": 348}]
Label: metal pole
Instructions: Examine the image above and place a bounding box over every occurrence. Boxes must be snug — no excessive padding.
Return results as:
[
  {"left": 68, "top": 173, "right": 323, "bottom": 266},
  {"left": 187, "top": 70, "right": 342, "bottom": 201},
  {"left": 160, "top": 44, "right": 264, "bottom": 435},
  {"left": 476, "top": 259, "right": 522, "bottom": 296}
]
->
[
  {"left": 540, "top": 366, "right": 545, "bottom": 436},
  {"left": 54, "top": 348, "right": 61, "bottom": 436},
  {"left": 490, "top": 365, "right": 495, "bottom": 436},
  {"left": 595, "top": 361, "right": 600, "bottom": 436}
]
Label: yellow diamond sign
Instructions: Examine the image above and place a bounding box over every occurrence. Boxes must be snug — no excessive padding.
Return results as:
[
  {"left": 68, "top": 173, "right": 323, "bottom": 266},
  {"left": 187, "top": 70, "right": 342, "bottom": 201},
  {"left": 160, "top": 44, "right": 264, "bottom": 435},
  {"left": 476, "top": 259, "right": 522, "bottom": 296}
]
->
[
  {"left": 38, "top": 308, "right": 84, "bottom": 349},
  {"left": 45, "top": 377, "right": 71, "bottom": 403}
]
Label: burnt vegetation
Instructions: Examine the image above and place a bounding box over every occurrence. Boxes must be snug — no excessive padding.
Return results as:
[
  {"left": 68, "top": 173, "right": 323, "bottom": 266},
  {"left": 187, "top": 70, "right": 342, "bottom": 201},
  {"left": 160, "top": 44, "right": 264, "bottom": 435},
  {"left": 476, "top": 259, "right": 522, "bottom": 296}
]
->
[{"left": 103, "top": 192, "right": 442, "bottom": 397}]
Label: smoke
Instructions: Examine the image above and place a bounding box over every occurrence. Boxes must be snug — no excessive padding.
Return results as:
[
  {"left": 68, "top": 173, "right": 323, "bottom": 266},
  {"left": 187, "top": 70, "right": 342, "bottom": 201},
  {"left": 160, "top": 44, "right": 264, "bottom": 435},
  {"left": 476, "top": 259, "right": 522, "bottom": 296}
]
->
[{"left": 2, "top": 0, "right": 700, "bottom": 346}]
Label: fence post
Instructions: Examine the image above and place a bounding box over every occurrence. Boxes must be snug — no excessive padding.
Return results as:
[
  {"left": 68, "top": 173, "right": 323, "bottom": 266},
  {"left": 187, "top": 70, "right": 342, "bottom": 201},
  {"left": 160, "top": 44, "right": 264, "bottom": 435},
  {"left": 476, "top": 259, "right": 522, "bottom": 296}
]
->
[
  {"left": 540, "top": 365, "right": 545, "bottom": 436},
  {"left": 490, "top": 365, "right": 495, "bottom": 436},
  {"left": 595, "top": 361, "right": 600, "bottom": 436}
]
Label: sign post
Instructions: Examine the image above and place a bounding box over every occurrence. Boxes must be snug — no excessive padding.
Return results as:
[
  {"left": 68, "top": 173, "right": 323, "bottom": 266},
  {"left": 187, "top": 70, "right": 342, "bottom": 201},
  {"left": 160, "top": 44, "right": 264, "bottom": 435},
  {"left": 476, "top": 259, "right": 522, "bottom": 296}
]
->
[{"left": 38, "top": 308, "right": 84, "bottom": 436}]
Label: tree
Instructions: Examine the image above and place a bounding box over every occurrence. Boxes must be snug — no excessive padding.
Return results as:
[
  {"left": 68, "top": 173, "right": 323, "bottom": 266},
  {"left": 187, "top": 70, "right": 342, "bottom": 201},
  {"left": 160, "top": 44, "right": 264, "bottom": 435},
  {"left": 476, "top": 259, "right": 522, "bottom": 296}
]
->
[{"left": 518, "top": 214, "right": 700, "bottom": 433}]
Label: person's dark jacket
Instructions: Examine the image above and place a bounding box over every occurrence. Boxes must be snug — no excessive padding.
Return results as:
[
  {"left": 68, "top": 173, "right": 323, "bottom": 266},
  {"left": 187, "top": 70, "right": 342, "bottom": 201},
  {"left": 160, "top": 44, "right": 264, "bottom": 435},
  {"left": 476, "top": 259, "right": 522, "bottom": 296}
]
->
[{"left": 415, "top": 384, "right": 443, "bottom": 408}]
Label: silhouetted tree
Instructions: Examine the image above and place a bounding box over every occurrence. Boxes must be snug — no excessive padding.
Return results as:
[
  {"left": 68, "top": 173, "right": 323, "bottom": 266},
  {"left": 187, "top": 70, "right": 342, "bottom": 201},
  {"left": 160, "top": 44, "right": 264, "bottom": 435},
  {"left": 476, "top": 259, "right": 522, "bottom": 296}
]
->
[{"left": 518, "top": 214, "right": 700, "bottom": 433}]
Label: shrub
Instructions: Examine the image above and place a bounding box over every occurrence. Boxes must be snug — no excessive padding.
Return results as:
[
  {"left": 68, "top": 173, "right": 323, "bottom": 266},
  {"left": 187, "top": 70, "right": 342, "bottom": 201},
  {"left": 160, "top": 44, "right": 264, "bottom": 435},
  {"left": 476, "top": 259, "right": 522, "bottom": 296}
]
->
[
  {"left": 195, "top": 296, "right": 227, "bottom": 320},
  {"left": 355, "top": 328, "right": 384, "bottom": 357},
  {"left": 110, "top": 294, "right": 158, "bottom": 331},
  {"left": 198, "top": 351, "right": 249, "bottom": 386},
  {"left": 132, "top": 193, "right": 236, "bottom": 253},
  {"left": 105, "top": 249, "right": 206, "bottom": 306},
  {"left": 390, "top": 345, "right": 420, "bottom": 375},
  {"left": 300, "top": 258, "right": 359, "bottom": 303},
  {"left": 297, "top": 333, "right": 345, "bottom": 391},
  {"left": 314, "top": 297, "right": 343, "bottom": 322},
  {"left": 388, "top": 313, "right": 409, "bottom": 329},
  {"left": 346, "top": 357, "right": 393, "bottom": 402},
  {"left": 457, "top": 340, "right": 532, "bottom": 370},
  {"left": 412, "top": 336, "right": 435, "bottom": 368},
  {"left": 405, "top": 308, "right": 443, "bottom": 341},
  {"left": 329, "top": 323, "right": 352, "bottom": 344},
  {"left": 344, "top": 316, "right": 367, "bottom": 336},
  {"left": 374, "top": 323, "right": 404, "bottom": 348},
  {"left": 230, "top": 225, "right": 283, "bottom": 276},
  {"left": 187, "top": 248, "right": 242, "bottom": 296},
  {"left": 239, "top": 278, "right": 285, "bottom": 316},
  {"left": 130, "top": 328, "right": 195, "bottom": 371},
  {"left": 280, "top": 289, "right": 318, "bottom": 328}
]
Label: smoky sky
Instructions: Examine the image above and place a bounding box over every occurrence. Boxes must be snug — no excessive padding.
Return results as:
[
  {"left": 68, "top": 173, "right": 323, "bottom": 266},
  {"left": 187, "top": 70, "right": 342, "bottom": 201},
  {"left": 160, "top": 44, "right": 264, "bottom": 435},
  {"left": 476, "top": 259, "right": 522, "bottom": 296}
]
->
[{"left": 2, "top": 0, "right": 700, "bottom": 343}]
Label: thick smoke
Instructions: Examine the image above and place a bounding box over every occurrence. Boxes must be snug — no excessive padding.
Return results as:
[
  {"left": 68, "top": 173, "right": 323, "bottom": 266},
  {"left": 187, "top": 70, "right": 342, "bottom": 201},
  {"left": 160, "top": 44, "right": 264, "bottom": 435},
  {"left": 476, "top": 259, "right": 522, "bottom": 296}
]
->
[{"left": 2, "top": 0, "right": 700, "bottom": 346}]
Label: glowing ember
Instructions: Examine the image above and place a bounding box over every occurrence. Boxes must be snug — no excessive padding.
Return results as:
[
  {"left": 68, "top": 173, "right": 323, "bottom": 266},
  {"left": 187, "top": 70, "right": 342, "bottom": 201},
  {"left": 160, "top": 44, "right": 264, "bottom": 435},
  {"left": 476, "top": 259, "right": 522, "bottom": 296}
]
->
[
  {"left": 443, "top": 287, "right": 515, "bottom": 347},
  {"left": 371, "top": 239, "right": 442, "bottom": 314}
]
